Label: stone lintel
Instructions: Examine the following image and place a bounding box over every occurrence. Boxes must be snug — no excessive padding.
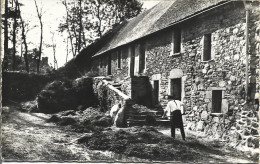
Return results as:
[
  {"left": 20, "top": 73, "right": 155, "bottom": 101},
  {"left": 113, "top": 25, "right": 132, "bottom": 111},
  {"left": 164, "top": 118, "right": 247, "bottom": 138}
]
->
[
  {"left": 169, "top": 69, "right": 183, "bottom": 79},
  {"left": 151, "top": 74, "right": 161, "bottom": 81}
]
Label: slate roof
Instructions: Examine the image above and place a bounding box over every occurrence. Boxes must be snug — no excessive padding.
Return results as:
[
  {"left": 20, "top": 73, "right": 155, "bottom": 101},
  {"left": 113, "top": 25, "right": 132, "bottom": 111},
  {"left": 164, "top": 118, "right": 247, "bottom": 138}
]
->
[{"left": 92, "top": 0, "right": 229, "bottom": 57}]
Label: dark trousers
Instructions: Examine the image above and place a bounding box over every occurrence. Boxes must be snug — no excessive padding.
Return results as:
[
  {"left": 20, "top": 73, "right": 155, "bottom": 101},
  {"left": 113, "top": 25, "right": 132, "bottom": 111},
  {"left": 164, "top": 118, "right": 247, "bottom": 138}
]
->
[{"left": 170, "top": 110, "right": 185, "bottom": 140}]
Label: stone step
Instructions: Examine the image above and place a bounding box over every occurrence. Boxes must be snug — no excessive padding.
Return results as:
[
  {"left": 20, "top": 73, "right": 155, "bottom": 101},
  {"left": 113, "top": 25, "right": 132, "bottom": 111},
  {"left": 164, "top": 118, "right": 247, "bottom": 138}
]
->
[
  {"left": 127, "top": 114, "right": 163, "bottom": 119},
  {"left": 127, "top": 114, "right": 147, "bottom": 120},
  {"left": 139, "top": 111, "right": 163, "bottom": 116},
  {"left": 126, "top": 118, "right": 171, "bottom": 127},
  {"left": 156, "top": 119, "right": 171, "bottom": 126},
  {"left": 126, "top": 120, "right": 146, "bottom": 126}
]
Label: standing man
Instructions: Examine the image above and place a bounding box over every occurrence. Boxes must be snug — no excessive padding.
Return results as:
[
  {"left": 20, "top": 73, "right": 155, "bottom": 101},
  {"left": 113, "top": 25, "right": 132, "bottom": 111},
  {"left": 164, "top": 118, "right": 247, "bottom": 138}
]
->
[{"left": 162, "top": 95, "right": 185, "bottom": 140}]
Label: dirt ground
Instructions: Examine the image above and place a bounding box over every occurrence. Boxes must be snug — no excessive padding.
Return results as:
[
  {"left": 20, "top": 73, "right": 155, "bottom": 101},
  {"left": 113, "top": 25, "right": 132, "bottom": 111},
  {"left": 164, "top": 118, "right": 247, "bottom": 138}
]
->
[{"left": 1, "top": 104, "right": 258, "bottom": 163}]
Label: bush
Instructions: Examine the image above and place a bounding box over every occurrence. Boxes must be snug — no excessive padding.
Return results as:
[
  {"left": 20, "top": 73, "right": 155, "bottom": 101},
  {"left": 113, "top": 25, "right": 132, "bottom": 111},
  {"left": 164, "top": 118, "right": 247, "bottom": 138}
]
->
[{"left": 2, "top": 71, "right": 54, "bottom": 103}]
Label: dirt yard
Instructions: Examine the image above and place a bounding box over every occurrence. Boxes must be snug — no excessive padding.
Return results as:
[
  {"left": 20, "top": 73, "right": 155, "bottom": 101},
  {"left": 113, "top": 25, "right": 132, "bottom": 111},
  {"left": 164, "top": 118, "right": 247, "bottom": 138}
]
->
[{"left": 1, "top": 104, "right": 257, "bottom": 163}]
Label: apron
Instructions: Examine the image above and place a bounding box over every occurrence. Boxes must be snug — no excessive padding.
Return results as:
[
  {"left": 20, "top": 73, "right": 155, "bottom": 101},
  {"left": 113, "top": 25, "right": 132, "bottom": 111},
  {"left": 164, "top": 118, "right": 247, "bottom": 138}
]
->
[{"left": 170, "top": 100, "right": 183, "bottom": 128}]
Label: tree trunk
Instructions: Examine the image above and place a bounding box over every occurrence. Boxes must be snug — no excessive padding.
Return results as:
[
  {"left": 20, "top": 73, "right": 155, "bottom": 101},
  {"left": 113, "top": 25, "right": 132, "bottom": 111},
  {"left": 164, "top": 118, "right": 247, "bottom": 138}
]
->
[
  {"left": 3, "top": 0, "right": 9, "bottom": 70},
  {"left": 34, "top": 0, "right": 43, "bottom": 73},
  {"left": 64, "top": 0, "right": 75, "bottom": 57},
  {"left": 72, "top": 23, "right": 78, "bottom": 55},
  {"left": 66, "top": 37, "right": 68, "bottom": 63},
  {"left": 78, "top": 0, "right": 82, "bottom": 53},
  {"left": 18, "top": 1, "right": 29, "bottom": 72},
  {"left": 96, "top": 3, "right": 102, "bottom": 37},
  {"left": 12, "top": 0, "right": 18, "bottom": 71},
  {"left": 37, "top": 20, "right": 43, "bottom": 73}
]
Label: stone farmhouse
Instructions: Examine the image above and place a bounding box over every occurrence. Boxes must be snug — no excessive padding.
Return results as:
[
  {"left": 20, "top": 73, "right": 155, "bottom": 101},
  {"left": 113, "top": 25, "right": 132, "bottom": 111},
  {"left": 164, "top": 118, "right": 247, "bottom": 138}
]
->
[{"left": 82, "top": 0, "right": 259, "bottom": 149}]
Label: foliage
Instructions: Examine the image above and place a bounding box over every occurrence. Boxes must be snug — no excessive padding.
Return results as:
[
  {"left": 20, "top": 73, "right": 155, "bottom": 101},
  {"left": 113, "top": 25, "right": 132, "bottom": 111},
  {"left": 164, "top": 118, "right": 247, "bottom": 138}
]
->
[
  {"left": 3, "top": 0, "right": 40, "bottom": 72},
  {"left": 2, "top": 71, "right": 54, "bottom": 103},
  {"left": 59, "top": 0, "right": 143, "bottom": 56}
]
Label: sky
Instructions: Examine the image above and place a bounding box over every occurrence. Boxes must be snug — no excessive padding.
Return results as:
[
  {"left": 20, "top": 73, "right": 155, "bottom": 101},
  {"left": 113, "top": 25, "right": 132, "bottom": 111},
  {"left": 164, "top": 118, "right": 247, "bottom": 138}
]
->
[{"left": 18, "top": 0, "right": 160, "bottom": 68}]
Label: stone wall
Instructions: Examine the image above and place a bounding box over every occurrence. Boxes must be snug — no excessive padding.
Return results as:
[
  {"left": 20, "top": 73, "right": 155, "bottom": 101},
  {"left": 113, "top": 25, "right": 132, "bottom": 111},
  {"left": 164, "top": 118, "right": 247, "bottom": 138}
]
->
[
  {"left": 143, "top": 2, "right": 259, "bottom": 149},
  {"left": 93, "top": 77, "right": 129, "bottom": 112},
  {"left": 119, "top": 76, "right": 153, "bottom": 107},
  {"left": 92, "top": 45, "right": 130, "bottom": 81}
]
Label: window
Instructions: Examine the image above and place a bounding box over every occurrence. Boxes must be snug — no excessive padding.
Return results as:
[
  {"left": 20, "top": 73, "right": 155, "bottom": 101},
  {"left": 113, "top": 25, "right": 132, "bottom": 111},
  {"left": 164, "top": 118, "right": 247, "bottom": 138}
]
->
[
  {"left": 107, "top": 55, "right": 111, "bottom": 75},
  {"left": 153, "top": 80, "right": 159, "bottom": 104},
  {"left": 117, "top": 50, "right": 121, "bottom": 69},
  {"left": 139, "top": 43, "right": 145, "bottom": 73},
  {"left": 172, "top": 28, "right": 181, "bottom": 54},
  {"left": 202, "top": 33, "right": 211, "bottom": 61},
  {"left": 100, "top": 57, "right": 103, "bottom": 68},
  {"left": 212, "top": 90, "right": 222, "bottom": 113},
  {"left": 170, "top": 78, "right": 182, "bottom": 100}
]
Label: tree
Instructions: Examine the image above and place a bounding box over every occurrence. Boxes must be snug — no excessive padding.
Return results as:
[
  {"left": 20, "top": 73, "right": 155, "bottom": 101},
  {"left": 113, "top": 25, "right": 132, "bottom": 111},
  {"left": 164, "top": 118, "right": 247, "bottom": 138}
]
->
[
  {"left": 34, "top": 0, "right": 43, "bottom": 73},
  {"left": 3, "top": 0, "right": 9, "bottom": 70},
  {"left": 59, "top": 0, "right": 142, "bottom": 56},
  {"left": 17, "top": 1, "right": 29, "bottom": 72},
  {"left": 12, "top": 0, "right": 19, "bottom": 71},
  {"left": 50, "top": 32, "right": 58, "bottom": 69}
]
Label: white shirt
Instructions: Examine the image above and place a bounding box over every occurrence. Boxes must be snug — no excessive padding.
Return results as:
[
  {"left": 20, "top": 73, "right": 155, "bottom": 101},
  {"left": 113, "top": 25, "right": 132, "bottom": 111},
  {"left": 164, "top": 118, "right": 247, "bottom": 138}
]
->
[{"left": 164, "top": 100, "right": 183, "bottom": 118}]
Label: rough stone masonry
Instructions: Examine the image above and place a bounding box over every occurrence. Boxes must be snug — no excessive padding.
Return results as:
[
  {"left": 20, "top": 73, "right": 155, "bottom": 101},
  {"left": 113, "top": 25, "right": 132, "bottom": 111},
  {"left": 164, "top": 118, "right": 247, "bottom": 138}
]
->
[{"left": 91, "top": 2, "right": 259, "bottom": 150}]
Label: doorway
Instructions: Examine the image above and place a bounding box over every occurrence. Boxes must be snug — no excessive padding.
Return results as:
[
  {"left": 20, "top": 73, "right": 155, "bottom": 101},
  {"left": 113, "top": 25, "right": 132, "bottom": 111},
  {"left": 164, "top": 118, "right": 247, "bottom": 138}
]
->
[
  {"left": 107, "top": 55, "right": 111, "bottom": 75},
  {"left": 170, "top": 78, "right": 181, "bottom": 100},
  {"left": 153, "top": 80, "right": 159, "bottom": 104},
  {"left": 130, "top": 45, "right": 135, "bottom": 76}
]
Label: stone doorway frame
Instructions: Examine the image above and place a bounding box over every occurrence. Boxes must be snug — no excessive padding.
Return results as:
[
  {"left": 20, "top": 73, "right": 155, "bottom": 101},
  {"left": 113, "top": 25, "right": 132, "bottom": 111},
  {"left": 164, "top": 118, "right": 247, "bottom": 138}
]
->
[{"left": 168, "top": 69, "right": 186, "bottom": 102}]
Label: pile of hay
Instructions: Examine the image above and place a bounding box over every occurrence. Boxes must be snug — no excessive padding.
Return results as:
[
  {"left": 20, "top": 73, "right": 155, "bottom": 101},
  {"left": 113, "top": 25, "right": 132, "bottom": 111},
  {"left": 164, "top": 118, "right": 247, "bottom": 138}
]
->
[
  {"left": 77, "top": 127, "right": 197, "bottom": 161},
  {"left": 47, "top": 107, "right": 112, "bottom": 133},
  {"left": 37, "top": 77, "right": 98, "bottom": 114}
]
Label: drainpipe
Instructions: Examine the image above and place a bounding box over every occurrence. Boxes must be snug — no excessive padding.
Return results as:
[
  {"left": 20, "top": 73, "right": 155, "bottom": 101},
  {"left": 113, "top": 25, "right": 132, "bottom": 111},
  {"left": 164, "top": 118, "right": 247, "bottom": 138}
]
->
[{"left": 245, "top": 5, "right": 249, "bottom": 101}]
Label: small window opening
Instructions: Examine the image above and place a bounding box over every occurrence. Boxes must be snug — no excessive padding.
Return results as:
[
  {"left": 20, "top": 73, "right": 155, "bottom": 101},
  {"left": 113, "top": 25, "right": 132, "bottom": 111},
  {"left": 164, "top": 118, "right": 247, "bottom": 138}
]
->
[
  {"left": 203, "top": 33, "right": 211, "bottom": 61},
  {"left": 117, "top": 50, "right": 121, "bottom": 69},
  {"left": 172, "top": 28, "right": 181, "bottom": 54},
  {"left": 212, "top": 90, "right": 222, "bottom": 113}
]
